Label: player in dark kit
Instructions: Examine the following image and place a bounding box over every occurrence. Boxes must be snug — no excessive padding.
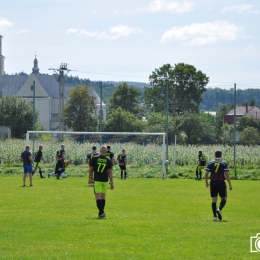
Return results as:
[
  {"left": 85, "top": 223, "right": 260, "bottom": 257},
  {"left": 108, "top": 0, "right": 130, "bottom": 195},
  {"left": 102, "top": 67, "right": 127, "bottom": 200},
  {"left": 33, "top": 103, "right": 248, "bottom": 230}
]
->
[
  {"left": 89, "top": 146, "right": 114, "bottom": 218},
  {"left": 33, "top": 145, "right": 45, "bottom": 178},
  {"left": 205, "top": 150, "right": 233, "bottom": 221},
  {"left": 86, "top": 146, "right": 99, "bottom": 186},
  {"left": 117, "top": 149, "right": 127, "bottom": 179},
  {"left": 55, "top": 144, "right": 65, "bottom": 179},
  {"left": 196, "top": 150, "right": 206, "bottom": 180},
  {"left": 105, "top": 145, "right": 116, "bottom": 165}
]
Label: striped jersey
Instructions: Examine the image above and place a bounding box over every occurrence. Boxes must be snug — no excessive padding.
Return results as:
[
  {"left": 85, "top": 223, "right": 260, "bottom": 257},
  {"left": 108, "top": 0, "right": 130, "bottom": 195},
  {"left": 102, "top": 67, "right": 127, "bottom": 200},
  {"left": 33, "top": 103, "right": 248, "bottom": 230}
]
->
[{"left": 206, "top": 158, "right": 229, "bottom": 181}]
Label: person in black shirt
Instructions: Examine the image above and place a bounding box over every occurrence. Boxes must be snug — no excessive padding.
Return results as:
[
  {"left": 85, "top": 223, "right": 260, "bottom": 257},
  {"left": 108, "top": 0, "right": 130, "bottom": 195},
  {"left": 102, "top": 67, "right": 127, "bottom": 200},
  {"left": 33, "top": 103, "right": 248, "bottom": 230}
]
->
[
  {"left": 205, "top": 150, "right": 233, "bottom": 221},
  {"left": 32, "top": 145, "right": 45, "bottom": 178},
  {"left": 106, "top": 145, "right": 116, "bottom": 165},
  {"left": 196, "top": 150, "right": 206, "bottom": 180},
  {"left": 89, "top": 145, "right": 114, "bottom": 218},
  {"left": 20, "top": 146, "right": 34, "bottom": 187},
  {"left": 55, "top": 144, "right": 65, "bottom": 180},
  {"left": 86, "top": 146, "right": 99, "bottom": 186},
  {"left": 117, "top": 149, "right": 127, "bottom": 179}
]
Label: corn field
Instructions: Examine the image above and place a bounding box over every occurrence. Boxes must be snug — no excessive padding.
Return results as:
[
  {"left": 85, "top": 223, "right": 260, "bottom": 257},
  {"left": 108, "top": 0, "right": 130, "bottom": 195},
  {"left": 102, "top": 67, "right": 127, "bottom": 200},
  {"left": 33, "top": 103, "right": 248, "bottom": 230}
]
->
[{"left": 0, "top": 138, "right": 259, "bottom": 167}]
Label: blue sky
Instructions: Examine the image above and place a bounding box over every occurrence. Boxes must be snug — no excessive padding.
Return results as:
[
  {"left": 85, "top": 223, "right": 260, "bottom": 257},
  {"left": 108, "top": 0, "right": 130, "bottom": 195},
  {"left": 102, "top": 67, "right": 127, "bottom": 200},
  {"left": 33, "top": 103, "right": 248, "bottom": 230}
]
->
[{"left": 1, "top": 0, "right": 260, "bottom": 89}]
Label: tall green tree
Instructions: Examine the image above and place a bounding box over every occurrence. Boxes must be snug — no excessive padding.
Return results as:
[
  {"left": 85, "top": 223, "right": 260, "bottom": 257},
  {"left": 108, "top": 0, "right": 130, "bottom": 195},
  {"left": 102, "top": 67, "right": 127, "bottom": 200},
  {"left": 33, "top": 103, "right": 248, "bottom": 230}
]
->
[
  {"left": 109, "top": 82, "right": 145, "bottom": 118},
  {"left": 103, "top": 107, "right": 144, "bottom": 132},
  {"left": 214, "top": 104, "right": 233, "bottom": 142},
  {"left": 64, "top": 85, "right": 97, "bottom": 131},
  {"left": 145, "top": 63, "right": 209, "bottom": 115},
  {"left": 173, "top": 111, "right": 207, "bottom": 144},
  {"left": 239, "top": 126, "right": 259, "bottom": 145},
  {"left": 237, "top": 116, "right": 260, "bottom": 132},
  {"left": 0, "top": 96, "right": 38, "bottom": 138},
  {"left": 221, "top": 123, "right": 234, "bottom": 145}
]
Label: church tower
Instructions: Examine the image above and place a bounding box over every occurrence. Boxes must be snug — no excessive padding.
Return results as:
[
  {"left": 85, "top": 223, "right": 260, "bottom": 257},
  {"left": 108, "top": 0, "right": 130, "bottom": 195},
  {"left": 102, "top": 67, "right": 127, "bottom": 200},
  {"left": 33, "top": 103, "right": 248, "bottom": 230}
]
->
[{"left": 32, "top": 55, "right": 39, "bottom": 74}]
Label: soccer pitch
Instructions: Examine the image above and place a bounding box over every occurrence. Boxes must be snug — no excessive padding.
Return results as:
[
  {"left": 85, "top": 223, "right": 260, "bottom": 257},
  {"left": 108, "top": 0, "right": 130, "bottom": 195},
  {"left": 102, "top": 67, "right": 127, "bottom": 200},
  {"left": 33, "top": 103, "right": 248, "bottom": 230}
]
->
[{"left": 0, "top": 177, "right": 259, "bottom": 260}]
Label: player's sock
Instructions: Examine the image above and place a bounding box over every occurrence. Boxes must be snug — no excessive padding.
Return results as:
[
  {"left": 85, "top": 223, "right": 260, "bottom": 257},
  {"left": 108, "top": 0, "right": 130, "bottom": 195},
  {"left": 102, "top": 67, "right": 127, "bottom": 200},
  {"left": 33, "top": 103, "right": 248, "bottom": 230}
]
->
[
  {"left": 101, "top": 199, "right": 106, "bottom": 212},
  {"left": 96, "top": 200, "right": 103, "bottom": 215},
  {"left": 195, "top": 169, "right": 198, "bottom": 179},
  {"left": 199, "top": 171, "right": 202, "bottom": 179},
  {"left": 212, "top": 202, "right": 217, "bottom": 217},
  {"left": 39, "top": 171, "right": 44, "bottom": 178},
  {"left": 121, "top": 171, "right": 123, "bottom": 179},
  {"left": 124, "top": 171, "right": 127, "bottom": 179},
  {"left": 219, "top": 199, "right": 226, "bottom": 211}
]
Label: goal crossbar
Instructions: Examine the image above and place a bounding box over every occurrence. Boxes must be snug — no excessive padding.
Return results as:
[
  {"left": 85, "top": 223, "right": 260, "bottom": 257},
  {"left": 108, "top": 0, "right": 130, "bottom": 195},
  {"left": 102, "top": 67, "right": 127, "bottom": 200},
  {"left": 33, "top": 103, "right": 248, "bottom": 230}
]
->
[{"left": 26, "top": 131, "right": 168, "bottom": 179}]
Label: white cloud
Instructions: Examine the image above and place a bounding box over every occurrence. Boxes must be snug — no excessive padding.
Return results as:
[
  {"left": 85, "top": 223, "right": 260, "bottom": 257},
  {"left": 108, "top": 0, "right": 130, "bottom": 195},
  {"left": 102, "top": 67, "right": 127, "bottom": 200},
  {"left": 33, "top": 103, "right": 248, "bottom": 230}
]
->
[
  {"left": 161, "top": 21, "right": 244, "bottom": 45},
  {"left": 0, "top": 18, "right": 13, "bottom": 28},
  {"left": 17, "top": 29, "right": 28, "bottom": 35},
  {"left": 148, "top": 0, "right": 193, "bottom": 13},
  {"left": 67, "top": 25, "right": 143, "bottom": 40},
  {"left": 221, "top": 4, "right": 259, "bottom": 14}
]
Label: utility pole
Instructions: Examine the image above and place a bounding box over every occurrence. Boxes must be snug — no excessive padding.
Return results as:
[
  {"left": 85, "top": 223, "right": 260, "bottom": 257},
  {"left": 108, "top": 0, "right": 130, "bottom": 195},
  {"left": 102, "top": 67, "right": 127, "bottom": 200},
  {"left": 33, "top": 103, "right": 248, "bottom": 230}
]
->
[
  {"left": 31, "top": 80, "right": 36, "bottom": 156},
  {"left": 99, "top": 81, "right": 103, "bottom": 145},
  {"left": 165, "top": 81, "right": 169, "bottom": 161},
  {"left": 49, "top": 63, "right": 71, "bottom": 138},
  {"left": 233, "top": 83, "right": 237, "bottom": 179}
]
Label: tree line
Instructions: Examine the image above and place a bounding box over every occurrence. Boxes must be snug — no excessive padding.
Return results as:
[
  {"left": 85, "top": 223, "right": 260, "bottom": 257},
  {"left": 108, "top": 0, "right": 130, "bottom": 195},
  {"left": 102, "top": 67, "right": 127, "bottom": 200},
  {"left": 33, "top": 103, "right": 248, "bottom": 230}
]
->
[{"left": 2, "top": 63, "right": 260, "bottom": 144}]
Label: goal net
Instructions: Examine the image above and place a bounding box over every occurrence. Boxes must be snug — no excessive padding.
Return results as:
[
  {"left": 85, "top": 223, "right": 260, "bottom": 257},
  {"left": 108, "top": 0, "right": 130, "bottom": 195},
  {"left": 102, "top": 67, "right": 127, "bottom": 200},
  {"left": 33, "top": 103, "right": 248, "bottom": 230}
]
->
[{"left": 26, "top": 131, "right": 168, "bottom": 179}]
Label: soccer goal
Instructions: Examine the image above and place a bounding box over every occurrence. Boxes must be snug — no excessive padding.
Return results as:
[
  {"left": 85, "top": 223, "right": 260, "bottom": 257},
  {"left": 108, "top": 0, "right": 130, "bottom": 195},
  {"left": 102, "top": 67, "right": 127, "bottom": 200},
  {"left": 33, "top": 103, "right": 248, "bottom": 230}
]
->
[{"left": 26, "top": 131, "right": 168, "bottom": 179}]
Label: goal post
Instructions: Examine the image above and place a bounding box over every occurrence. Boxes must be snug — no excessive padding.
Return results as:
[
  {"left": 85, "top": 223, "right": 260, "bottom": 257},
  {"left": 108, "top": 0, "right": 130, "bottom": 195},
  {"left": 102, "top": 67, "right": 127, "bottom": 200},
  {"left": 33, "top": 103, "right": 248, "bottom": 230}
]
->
[{"left": 26, "top": 131, "right": 168, "bottom": 179}]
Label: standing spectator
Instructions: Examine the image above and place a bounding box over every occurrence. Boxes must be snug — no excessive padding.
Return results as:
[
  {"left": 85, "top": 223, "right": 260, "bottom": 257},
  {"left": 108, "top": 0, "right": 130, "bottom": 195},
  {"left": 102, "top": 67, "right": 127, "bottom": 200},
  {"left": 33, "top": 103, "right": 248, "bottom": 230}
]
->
[
  {"left": 86, "top": 146, "right": 99, "bottom": 185},
  {"left": 196, "top": 150, "right": 206, "bottom": 180},
  {"left": 89, "top": 145, "right": 114, "bottom": 218},
  {"left": 32, "top": 145, "right": 45, "bottom": 178},
  {"left": 117, "top": 149, "right": 127, "bottom": 179},
  {"left": 205, "top": 150, "right": 233, "bottom": 221},
  {"left": 20, "top": 145, "right": 34, "bottom": 187},
  {"left": 55, "top": 144, "right": 65, "bottom": 180}
]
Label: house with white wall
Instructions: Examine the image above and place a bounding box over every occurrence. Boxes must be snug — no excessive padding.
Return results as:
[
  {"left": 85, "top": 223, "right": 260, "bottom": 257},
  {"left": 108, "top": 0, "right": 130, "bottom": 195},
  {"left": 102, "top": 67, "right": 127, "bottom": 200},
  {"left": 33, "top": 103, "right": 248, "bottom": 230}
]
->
[{"left": 1, "top": 56, "right": 106, "bottom": 130}]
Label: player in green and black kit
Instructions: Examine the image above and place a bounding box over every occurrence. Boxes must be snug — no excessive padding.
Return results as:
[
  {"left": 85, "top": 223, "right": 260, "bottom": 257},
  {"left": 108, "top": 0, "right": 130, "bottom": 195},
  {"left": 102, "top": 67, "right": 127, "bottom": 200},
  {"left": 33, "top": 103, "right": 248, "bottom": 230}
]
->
[
  {"left": 196, "top": 150, "right": 206, "bottom": 180},
  {"left": 89, "top": 146, "right": 114, "bottom": 218},
  {"left": 33, "top": 145, "right": 45, "bottom": 178},
  {"left": 117, "top": 149, "right": 127, "bottom": 179}
]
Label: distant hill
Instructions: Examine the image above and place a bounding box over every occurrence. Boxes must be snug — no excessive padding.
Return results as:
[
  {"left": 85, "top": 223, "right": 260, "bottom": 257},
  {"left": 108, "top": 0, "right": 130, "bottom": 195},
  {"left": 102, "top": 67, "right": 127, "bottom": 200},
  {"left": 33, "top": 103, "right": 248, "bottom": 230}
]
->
[{"left": 200, "top": 88, "right": 260, "bottom": 111}]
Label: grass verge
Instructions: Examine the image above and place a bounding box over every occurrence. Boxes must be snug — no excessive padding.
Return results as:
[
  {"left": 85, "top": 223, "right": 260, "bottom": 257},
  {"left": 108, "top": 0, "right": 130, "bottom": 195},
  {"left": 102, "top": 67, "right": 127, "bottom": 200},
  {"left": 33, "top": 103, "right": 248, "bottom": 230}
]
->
[{"left": 0, "top": 177, "right": 259, "bottom": 259}]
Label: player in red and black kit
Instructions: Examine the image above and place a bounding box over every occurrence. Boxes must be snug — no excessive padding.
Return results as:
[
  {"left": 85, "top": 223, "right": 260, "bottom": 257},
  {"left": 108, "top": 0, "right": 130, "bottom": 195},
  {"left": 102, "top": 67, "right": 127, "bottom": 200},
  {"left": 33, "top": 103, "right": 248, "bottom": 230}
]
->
[
  {"left": 89, "top": 146, "right": 114, "bottom": 218},
  {"left": 205, "top": 150, "right": 233, "bottom": 221},
  {"left": 117, "top": 149, "right": 127, "bottom": 179},
  {"left": 55, "top": 144, "right": 65, "bottom": 180}
]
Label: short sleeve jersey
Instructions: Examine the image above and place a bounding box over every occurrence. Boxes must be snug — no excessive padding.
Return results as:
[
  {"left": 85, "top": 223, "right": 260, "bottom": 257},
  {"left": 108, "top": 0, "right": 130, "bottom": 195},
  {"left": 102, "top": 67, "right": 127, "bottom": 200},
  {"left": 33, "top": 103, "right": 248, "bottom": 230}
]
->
[
  {"left": 206, "top": 158, "right": 229, "bottom": 181},
  {"left": 90, "top": 155, "right": 112, "bottom": 182},
  {"left": 86, "top": 151, "right": 99, "bottom": 164},
  {"left": 57, "top": 149, "right": 65, "bottom": 161},
  {"left": 21, "top": 150, "right": 32, "bottom": 165},
  {"left": 106, "top": 151, "right": 114, "bottom": 160},
  {"left": 117, "top": 153, "right": 126, "bottom": 166},
  {"left": 198, "top": 153, "right": 206, "bottom": 166},
  {"left": 34, "top": 150, "right": 42, "bottom": 162},
  {"left": 106, "top": 150, "right": 114, "bottom": 165}
]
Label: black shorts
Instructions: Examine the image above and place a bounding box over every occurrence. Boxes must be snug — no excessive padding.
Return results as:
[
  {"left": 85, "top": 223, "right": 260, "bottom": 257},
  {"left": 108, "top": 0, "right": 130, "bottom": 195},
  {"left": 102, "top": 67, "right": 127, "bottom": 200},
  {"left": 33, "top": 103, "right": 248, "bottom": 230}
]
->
[
  {"left": 210, "top": 180, "right": 227, "bottom": 198},
  {"left": 119, "top": 165, "right": 126, "bottom": 170},
  {"left": 55, "top": 160, "right": 64, "bottom": 174}
]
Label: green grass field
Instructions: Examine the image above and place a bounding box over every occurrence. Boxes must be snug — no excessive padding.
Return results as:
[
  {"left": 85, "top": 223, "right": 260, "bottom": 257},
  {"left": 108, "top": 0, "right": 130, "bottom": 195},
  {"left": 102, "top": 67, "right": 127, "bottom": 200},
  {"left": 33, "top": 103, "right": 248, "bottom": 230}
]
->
[{"left": 0, "top": 177, "right": 259, "bottom": 260}]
